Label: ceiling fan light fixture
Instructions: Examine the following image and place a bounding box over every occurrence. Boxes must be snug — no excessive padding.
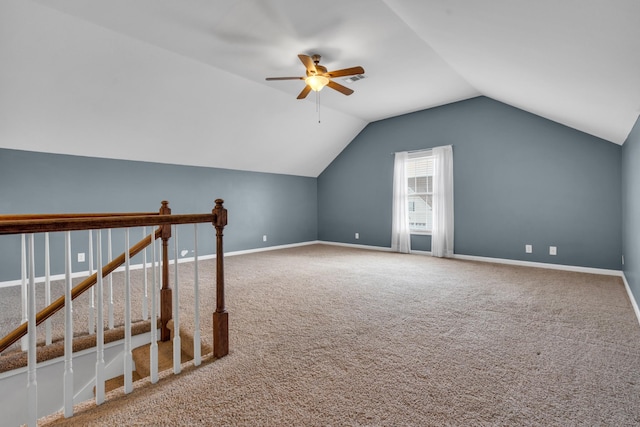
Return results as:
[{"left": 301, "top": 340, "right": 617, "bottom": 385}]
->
[
  {"left": 265, "top": 54, "right": 363, "bottom": 99},
  {"left": 306, "top": 75, "right": 329, "bottom": 91}
]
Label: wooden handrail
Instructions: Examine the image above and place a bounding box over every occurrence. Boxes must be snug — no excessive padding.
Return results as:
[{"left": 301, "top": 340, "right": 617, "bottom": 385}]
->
[
  {"left": 0, "top": 213, "right": 215, "bottom": 235},
  {"left": 0, "top": 212, "right": 158, "bottom": 221},
  {"left": 0, "top": 228, "right": 162, "bottom": 353}
]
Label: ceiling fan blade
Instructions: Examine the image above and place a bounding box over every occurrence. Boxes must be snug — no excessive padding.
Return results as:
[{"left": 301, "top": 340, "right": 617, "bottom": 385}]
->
[
  {"left": 327, "top": 80, "right": 354, "bottom": 96},
  {"left": 327, "top": 66, "right": 365, "bottom": 78},
  {"left": 298, "top": 54, "right": 317, "bottom": 74},
  {"left": 265, "top": 77, "right": 305, "bottom": 81},
  {"left": 297, "top": 85, "right": 312, "bottom": 99}
]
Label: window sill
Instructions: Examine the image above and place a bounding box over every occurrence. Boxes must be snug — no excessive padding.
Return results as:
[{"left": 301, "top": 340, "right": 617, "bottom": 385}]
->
[{"left": 410, "top": 231, "right": 432, "bottom": 236}]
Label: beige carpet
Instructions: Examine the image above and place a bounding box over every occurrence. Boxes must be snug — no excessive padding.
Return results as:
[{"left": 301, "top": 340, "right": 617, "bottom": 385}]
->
[{"left": 7, "top": 244, "right": 640, "bottom": 425}]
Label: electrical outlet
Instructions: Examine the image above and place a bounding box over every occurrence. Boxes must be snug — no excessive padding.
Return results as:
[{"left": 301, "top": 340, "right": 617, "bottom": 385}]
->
[
  {"left": 77, "top": 253, "right": 85, "bottom": 262},
  {"left": 525, "top": 244, "right": 532, "bottom": 253},
  {"left": 549, "top": 246, "right": 557, "bottom": 256},
  {"left": 355, "top": 232, "right": 359, "bottom": 240},
  {"left": 263, "top": 235, "right": 267, "bottom": 242}
]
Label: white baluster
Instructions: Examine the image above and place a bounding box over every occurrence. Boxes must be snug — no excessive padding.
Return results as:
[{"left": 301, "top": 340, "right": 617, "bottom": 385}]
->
[
  {"left": 173, "top": 224, "right": 181, "bottom": 374},
  {"left": 88, "top": 231, "right": 95, "bottom": 335},
  {"left": 193, "top": 224, "right": 201, "bottom": 366},
  {"left": 21, "top": 234, "right": 27, "bottom": 351},
  {"left": 95, "top": 230, "right": 105, "bottom": 404},
  {"left": 150, "top": 233, "right": 159, "bottom": 384},
  {"left": 142, "top": 227, "right": 149, "bottom": 320},
  {"left": 107, "top": 229, "right": 114, "bottom": 329},
  {"left": 45, "top": 232, "right": 52, "bottom": 345},
  {"left": 124, "top": 229, "right": 133, "bottom": 394},
  {"left": 63, "top": 231, "right": 74, "bottom": 418},
  {"left": 26, "top": 234, "right": 38, "bottom": 427}
]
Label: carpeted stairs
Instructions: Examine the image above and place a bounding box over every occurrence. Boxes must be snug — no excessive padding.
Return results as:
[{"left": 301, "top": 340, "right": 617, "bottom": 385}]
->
[{"left": 105, "top": 320, "right": 212, "bottom": 393}]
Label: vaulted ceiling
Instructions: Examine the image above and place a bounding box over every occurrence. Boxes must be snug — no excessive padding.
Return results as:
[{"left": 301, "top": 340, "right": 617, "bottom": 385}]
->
[{"left": 2, "top": 0, "right": 639, "bottom": 177}]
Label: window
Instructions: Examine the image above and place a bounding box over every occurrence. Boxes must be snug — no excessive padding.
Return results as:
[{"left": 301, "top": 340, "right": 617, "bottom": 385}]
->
[
  {"left": 406, "top": 153, "right": 433, "bottom": 233},
  {"left": 392, "top": 146, "right": 453, "bottom": 255}
]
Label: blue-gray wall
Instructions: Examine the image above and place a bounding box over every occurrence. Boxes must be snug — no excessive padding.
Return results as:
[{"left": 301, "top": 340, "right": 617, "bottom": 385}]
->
[
  {"left": 623, "top": 117, "right": 640, "bottom": 303},
  {"left": 318, "top": 97, "right": 622, "bottom": 270},
  {"left": 0, "top": 148, "right": 317, "bottom": 281},
  {"left": 1, "top": 97, "right": 628, "bottom": 282}
]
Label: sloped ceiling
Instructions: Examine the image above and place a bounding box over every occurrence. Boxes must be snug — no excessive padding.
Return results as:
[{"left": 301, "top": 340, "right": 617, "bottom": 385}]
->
[{"left": 1, "top": 0, "right": 639, "bottom": 177}]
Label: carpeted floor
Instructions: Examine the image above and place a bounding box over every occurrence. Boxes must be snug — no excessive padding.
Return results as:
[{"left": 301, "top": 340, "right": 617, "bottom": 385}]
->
[{"left": 6, "top": 244, "right": 640, "bottom": 426}]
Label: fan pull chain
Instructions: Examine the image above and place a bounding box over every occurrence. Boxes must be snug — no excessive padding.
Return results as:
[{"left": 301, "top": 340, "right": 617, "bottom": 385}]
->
[{"left": 316, "top": 90, "right": 321, "bottom": 123}]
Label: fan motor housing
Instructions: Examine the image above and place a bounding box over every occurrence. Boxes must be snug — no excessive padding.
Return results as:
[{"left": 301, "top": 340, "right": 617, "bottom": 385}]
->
[{"left": 308, "top": 64, "right": 328, "bottom": 77}]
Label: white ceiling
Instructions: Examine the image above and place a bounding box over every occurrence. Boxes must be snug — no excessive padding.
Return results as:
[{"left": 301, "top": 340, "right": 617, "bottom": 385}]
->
[{"left": 2, "top": 0, "right": 639, "bottom": 177}]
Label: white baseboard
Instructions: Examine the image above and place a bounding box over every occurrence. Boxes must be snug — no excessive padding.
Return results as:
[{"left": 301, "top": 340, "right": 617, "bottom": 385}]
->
[
  {"left": 410, "top": 250, "right": 432, "bottom": 256},
  {"left": 317, "top": 241, "right": 393, "bottom": 252},
  {"left": 224, "top": 241, "right": 320, "bottom": 257},
  {"left": 0, "top": 270, "right": 90, "bottom": 289},
  {"left": 0, "top": 241, "right": 321, "bottom": 288},
  {"left": 0, "top": 240, "right": 624, "bottom": 288},
  {"left": 319, "top": 241, "right": 623, "bottom": 277},
  {"left": 451, "top": 253, "right": 623, "bottom": 277},
  {"left": 0, "top": 255, "right": 209, "bottom": 289},
  {"left": 622, "top": 273, "right": 640, "bottom": 326}
]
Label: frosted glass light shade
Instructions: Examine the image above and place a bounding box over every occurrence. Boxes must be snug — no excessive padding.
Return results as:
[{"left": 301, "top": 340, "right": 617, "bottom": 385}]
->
[{"left": 306, "top": 75, "right": 329, "bottom": 91}]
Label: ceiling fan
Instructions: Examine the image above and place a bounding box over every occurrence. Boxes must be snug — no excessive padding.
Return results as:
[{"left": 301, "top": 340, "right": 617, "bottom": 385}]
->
[{"left": 266, "top": 54, "right": 365, "bottom": 99}]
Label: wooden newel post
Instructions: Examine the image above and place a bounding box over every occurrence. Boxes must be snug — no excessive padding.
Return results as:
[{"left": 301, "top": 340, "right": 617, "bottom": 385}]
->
[
  {"left": 159, "top": 200, "right": 172, "bottom": 342},
  {"left": 212, "top": 199, "right": 229, "bottom": 358}
]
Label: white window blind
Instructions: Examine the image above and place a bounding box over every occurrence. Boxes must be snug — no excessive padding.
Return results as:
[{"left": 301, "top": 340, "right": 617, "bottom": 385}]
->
[{"left": 406, "top": 151, "right": 433, "bottom": 233}]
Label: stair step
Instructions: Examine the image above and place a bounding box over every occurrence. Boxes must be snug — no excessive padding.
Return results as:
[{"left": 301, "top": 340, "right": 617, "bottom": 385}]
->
[
  {"left": 132, "top": 340, "right": 191, "bottom": 379},
  {"left": 98, "top": 340, "right": 192, "bottom": 395},
  {"left": 97, "top": 329, "right": 208, "bottom": 396},
  {"left": 104, "top": 371, "right": 143, "bottom": 394}
]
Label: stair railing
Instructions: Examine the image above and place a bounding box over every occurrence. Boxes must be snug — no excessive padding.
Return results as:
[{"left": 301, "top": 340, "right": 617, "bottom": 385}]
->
[{"left": 0, "top": 199, "right": 228, "bottom": 426}]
